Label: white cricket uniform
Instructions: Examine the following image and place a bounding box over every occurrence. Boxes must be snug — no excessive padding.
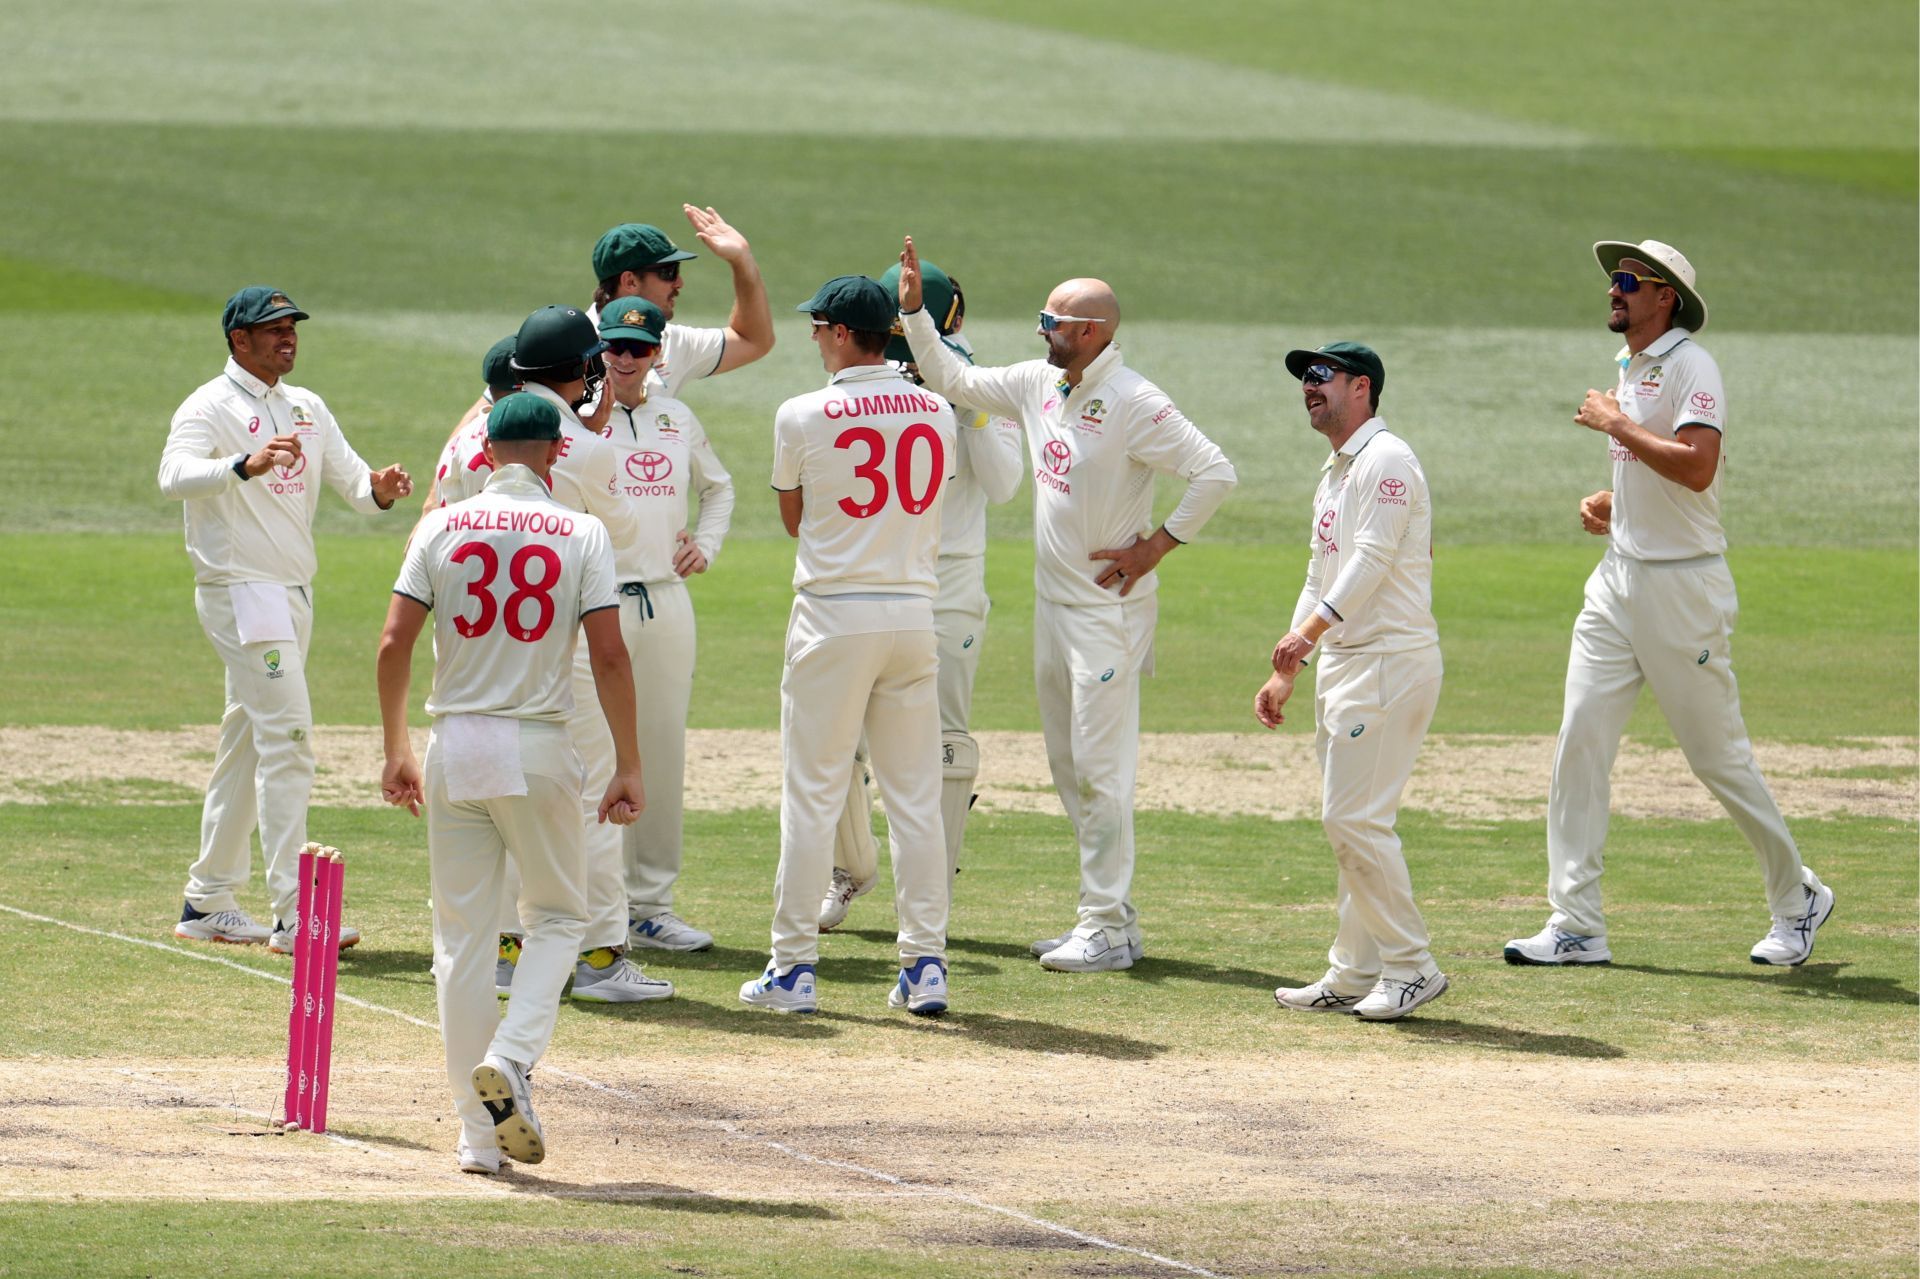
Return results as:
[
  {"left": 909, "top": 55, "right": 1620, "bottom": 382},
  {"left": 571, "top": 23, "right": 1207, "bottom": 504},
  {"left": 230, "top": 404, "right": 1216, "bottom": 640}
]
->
[
  {"left": 589, "top": 391, "right": 735, "bottom": 923},
  {"left": 901, "top": 309, "right": 1237, "bottom": 947},
  {"left": 1287, "top": 418, "right": 1444, "bottom": 990},
  {"left": 159, "top": 357, "right": 389, "bottom": 927},
  {"left": 769, "top": 364, "right": 956, "bottom": 971},
  {"left": 581, "top": 307, "right": 728, "bottom": 401},
  {"left": 395, "top": 463, "right": 616, "bottom": 1153},
  {"left": 443, "top": 382, "right": 645, "bottom": 951},
  {"left": 1547, "top": 328, "right": 1821, "bottom": 936}
]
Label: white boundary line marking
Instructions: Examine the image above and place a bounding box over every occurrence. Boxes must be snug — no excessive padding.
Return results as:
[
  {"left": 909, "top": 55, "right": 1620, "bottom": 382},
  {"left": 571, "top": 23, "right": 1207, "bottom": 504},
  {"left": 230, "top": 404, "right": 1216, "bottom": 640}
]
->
[{"left": 1, "top": 902, "right": 1229, "bottom": 1278}]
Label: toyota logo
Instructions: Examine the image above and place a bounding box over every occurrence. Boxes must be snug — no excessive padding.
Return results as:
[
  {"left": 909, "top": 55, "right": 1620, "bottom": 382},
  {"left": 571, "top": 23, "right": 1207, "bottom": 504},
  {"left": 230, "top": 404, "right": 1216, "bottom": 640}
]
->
[
  {"left": 1043, "top": 440, "right": 1072, "bottom": 475},
  {"left": 1316, "top": 508, "right": 1336, "bottom": 542},
  {"left": 627, "top": 451, "right": 672, "bottom": 482},
  {"left": 275, "top": 452, "right": 307, "bottom": 480},
  {"left": 1689, "top": 391, "right": 1716, "bottom": 412},
  {"left": 1379, "top": 477, "right": 1406, "bottom": 498}
]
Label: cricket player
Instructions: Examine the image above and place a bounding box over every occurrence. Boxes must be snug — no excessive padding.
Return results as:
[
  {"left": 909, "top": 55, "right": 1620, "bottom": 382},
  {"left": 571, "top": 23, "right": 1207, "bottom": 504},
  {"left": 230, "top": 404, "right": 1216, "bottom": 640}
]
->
[
  {"left": 1506, "top": 239, "right": 1835, "bottom": 969},
  {"left": 422, "top": 335, "right": 519, "bottom": 514},
  {"left": 1260, "top": 343, "right": 1449, "bottom": 1021},
  {"left": 820, "top": 258, "right": 1026, "bottom": 931},
  {"left": 894, "top": 237, "right": 1237, "bottom": 973},
  {"left": 377, "top": 392, "right": 644, "bottom": 1174},
  {"left": 591, "top": 297, "right": 736, "bottom": 952},
  {"left": 742, "top": 275, "right": 955, "bottom": 1015},
  {"left": 440, "top": 305, "right": 669, "bottom": 1003},
  {"left": 161, "top": 286, "right": 411, "bottom": 951}
]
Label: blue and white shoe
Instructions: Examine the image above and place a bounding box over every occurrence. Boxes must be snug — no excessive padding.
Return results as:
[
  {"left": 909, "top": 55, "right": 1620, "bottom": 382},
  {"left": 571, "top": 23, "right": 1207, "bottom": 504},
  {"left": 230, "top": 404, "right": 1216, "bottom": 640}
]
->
[
  {"left": 1274, "top": 979, "right": 1364, "bottom": 1013},
  {"left": 738, "top": 963, "right": 817, "bottom": 1014},
  {"left": 887, "top": 956, "right": 949, "bottom": 1016},
  {"left": 1355, "top": 969, "right": 1449, "bottom": 1021},
  {"left": 1503, "top": 924, "right": 1612, "bottom": 966},
  {"left": 1751, "top": 880, "right": 1836, "bottom": 967},
  {"left": 628, "top": 911, "right": 714, "bottom": 952}
]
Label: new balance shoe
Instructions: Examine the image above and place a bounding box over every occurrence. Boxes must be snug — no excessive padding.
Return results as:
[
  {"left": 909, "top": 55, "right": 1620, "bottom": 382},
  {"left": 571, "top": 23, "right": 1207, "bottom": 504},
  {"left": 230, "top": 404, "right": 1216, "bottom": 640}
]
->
[
  {"left": 1503, "top": 924, "right": 1611, "bottom": 966},
  {"left": 569, "top": 949, "right": 674, "bottom": 1003},
  {"left": 628, "top": 911, "right": 713, "bottom": 952},
  {"left": 887, "top": 956, "right": 949, "bottom": 1016},
  {"left": 1029, "top": 929, "right": 1143, "bottom": 962},
  {"left": 470, "top": 1054, "right": 544, "bottom": 1164},
  {"left": 1039, "top": 931, "right": 1133, "bottom": 973},
  {"left": 818, "top": 868, "right": 876, "bottom": 932},
  {"left": 1274, "top": 979, "right": 1365, "bottom": 1013},
  {"left": 738, "top": 963, "right": 817, "bottom": 1013},
  {"left": 1354, "top": 970, "right": 1449, "bottom": 1021},
  {"left": 267, "top": 916, "right": 362, "bottom": 955},
  {"left": 457, "top": 1139, "right": 503, "bottom": 1175},
  {"left": 174, "top": 901, "right": 270, "bottom": 945},
  {"left": 495, "top": 934, "right": 521, "bottom": 999},
  {"left": 1751, "top": 880, "right": 1837, "bottom": 967}
]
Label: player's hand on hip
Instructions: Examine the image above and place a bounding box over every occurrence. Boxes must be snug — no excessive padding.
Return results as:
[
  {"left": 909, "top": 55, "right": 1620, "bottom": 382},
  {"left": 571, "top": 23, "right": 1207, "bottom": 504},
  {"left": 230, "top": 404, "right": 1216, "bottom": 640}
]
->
[
  {"left": 1254, "top": 672, "right": 1293, "bottom": 729},
  {"left": 599, "top": 771, "right": 646, "bottom": 825},
  {"left": 897, "top": 237, "right": 923, "bottom": 312},
  {"left": 370, "top": 464, "right": 414, "bottom": 506},
  {"left": 684, "top": 205, "right": 750, "bottom": 262},
  {"left": 672, "top": 529, "right": 708, "bottom": 576},
  {"left": 381, "top": 756, "right": 423, "bottom": 817},
  {"left": 1579, "top": 489, "right": 1613, "bottom": 536},
  {"left": 1574, "top": 388, "right": 1627, "bottom": 435}
]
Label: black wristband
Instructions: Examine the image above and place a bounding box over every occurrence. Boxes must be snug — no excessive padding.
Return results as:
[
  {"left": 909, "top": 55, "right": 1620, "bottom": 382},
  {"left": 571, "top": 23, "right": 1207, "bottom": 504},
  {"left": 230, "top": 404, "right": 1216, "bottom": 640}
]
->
[{"left": 232, "top": 454, "right": 252, "bottom": 481}]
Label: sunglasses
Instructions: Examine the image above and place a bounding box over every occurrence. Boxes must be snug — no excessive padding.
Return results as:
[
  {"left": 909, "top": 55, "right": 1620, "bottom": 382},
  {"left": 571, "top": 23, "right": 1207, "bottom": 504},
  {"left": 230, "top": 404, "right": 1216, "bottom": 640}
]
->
[
  {"left": 1610, "top": 270, "right": 1669, "bottom": 294},
  {"left": 604, "top": 339, "right": 658, "bottom": 357},
  {"left": 1300, "top": 363, "right": 1349, "bottom": 386},
  {"left": 644, "top": 262, "right": 681, "bottom": 282},
  {"left": 1038, "top": 311, "right": 1110, "bottom": 333}
]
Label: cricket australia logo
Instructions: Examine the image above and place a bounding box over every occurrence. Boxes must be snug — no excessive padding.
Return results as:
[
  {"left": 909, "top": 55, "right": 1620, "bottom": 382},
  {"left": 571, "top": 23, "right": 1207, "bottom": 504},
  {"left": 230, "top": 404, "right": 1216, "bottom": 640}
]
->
[{"left": 264, "top": 649, "right": 283, "bottom": 680}]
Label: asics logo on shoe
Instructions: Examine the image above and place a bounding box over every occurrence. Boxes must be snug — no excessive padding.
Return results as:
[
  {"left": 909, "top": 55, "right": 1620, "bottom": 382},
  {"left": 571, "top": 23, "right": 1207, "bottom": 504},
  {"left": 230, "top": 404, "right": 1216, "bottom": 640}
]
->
[
  {"left": 1554, "top": 933, "right": 1599, "bottom": 954},
  {"left": 1311, "top": 989, "right": 1358, "bottom": 1008}
]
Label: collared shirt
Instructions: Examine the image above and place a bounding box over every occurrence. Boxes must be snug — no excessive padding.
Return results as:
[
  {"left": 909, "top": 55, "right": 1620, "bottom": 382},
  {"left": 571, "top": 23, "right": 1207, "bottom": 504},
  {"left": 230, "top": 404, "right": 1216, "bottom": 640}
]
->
[
  {"left": 584, "top": 305, "right": 727, "bottom": 400},
  {"left": 900, "top": 308, "right": 1237, "bottom": 608},
  {"left": 601, "top": 390, "right": 735, "bottom": 583},
  {"left": 158, "top": 356, "right": 386, "bottom": 587},
  {"left": 771, "top": 363, "right": 956, "bottom": 598},
  {"left": 1608, "top": 327, "right": 1728, "bottom": 561},
  {"left": 1288, "top": 418, "right": 1438, "bottom": 654},
  {"left": 395, "top": 465, "right": 618, "bottom": 721},
  {"left": 926, "top": 332, "right": 1026, "bottom": 560},
  {"left": 441, "top": 382, "right": 644, "bottom": 558}
]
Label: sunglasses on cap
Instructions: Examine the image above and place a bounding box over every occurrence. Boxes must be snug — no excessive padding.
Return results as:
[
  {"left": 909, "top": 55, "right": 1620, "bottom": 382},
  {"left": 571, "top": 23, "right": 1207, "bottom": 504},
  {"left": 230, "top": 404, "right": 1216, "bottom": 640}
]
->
[
  {"left": 1610, "top": 270, "right": 1669, "bottom": 294},
  {"left": 604, "top": 338, "right": 658, "bottom": 357},
  {"left": 1300, "top": 363, "right": 1352, "bottom": 386},
  {"left": 1037, "top": 311, "right": 1110, "bottom": 333}
]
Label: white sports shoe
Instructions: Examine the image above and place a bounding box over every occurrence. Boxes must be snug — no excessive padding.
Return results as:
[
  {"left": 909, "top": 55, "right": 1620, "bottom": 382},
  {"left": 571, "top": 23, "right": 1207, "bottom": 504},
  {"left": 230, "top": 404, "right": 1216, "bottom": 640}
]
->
[
  {"left": 1030, "top": 929, "right": 1143, "bottom": 962},
  {"left": 569, "top": 951, "right": 674, "bottom": 1003},
  {"left": 1503, "top": 924, "right": 1612, "bottom": 966},
  {"left": 456, "top": 1139, "right": 503, "bottom": 1175},
  {"left": 267, "top": 916, "right": 362, "bottom": 954},
  {"left": 1039, "top": 932, "right": 1134, "bottom": 973},
  {"left": 1274, "top": 979, "right": 1365, "bottom": 1013},
  {"left": 628, "top": 911, "right": 714, "bottom": 952},
  {"left": 471, "top": 1054, "right": 543, "bottom": 1164},
  {"left": 818, "top": 868, "right": 875, "bottom": 932},
  {"left": 1354, "top": 970, "right": 1449, "bottom": 1021},
  {"left": 887, "top": 956, "right": 949, "bottom": 1015},
  {"left": 174, "top": 903, "right": 270, "bottom": 945},
  {"left": 738, "top": 963, "right": 817, "bottom": 1014},
  {"left": 1751, "top": 881, "right": 1837, "bottom": 967}
]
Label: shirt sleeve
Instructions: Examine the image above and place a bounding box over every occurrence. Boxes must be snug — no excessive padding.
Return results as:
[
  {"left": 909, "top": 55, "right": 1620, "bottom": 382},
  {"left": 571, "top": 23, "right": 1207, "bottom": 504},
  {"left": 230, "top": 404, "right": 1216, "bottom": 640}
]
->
[
  {"left": 1125, "top": 390, "right": 1238, "bottom": 543},
  {"left": 900, "top": 308, "right": 1036, "bottom": 424},
  {"left": 771, "top": 401, "right": 805, "bottom": 491},
  {"left": 662, "top": 323, "right": 727, "bottom": 397},
  {"left": 1288, "top": 477, "right": 1326, "bottom": 633},
  {"left": 1666, "top": 346, "right": 1727, "bottom": 434},
  {"left": 687, "top": 415, "right": 735, "bottom": 564},
  {"left": 962, "top": 411, "right": 1026, "bottom": 505},
  {"left": 392, "top": 515, "right": 438, "bottom": 607},
  {"left": 158, "top": 399, "right": 244, "bottom": 499},
  {"left": 577, "top": 517, "right": 620, "bottom": 616},
  {"left": 1319, "top": 448, "right": 1419, "bottom": 622},
  {"left": 318, "top": 401, "right": 385, "bottom": 514}
]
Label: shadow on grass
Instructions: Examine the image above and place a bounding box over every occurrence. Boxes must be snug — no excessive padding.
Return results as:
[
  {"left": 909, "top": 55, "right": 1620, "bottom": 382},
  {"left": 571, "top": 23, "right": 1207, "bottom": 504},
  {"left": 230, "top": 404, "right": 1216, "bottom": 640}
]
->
[
  {"left": 569, "top": 996, "right": 842, "bottom": 1040},
  {"left": 818, "top": 1008, "right": 1165, "bottom": 1060},
  {"left": 1612, "top": 961, "right": 1917, "bottom": 1006},
  {"left": 1384, "top": 1017, "right": 1626, "bottom": 1058},
  {"left": 834, "top": 928, "right": 1289, "bottom": 991},
  {"left": 498, "top": 1177, "right": 838, "bottom": 1217}
]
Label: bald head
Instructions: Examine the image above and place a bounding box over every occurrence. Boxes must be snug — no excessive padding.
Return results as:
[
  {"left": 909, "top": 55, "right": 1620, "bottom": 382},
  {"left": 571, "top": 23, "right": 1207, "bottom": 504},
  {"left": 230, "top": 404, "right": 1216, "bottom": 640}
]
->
[{"left": 1047, "top": 278, "right": 1121, "bottom": 330}]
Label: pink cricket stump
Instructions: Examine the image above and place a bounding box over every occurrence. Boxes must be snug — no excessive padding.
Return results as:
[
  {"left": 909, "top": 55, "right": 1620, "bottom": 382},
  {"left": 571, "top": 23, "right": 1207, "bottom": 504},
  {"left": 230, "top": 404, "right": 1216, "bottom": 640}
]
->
[
  {"left": 309, "top": 852, "right": 345, "bottom": 1134},
  {"left": 283, "top": 845, "right": 318, "bottom": 1128}
]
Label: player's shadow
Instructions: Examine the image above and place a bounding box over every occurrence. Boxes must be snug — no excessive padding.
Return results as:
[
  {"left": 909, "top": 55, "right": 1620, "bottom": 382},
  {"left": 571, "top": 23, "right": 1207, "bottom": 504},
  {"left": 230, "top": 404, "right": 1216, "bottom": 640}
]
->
[
  {"left": 844, "top": 928, "right": 1288, "bottom": 990},
  {"left": 331, "top": 947, "right": 436, "bottom": 987},
  {"left": 833, "top": 928, "right": 1003, "bottom": 977},
  {"left": 501, "top": 1176, "right": 837, "bottom": 1217},
  {"left": 1382, "top": 1017, "right": 1625, "bottom": 1059},
  {"left": 818, "top": 1008, "right": 1165, "bottom": 1060},
  {"left": 572, "top": 996, "right": 841, "bottom": 1040},
  {"left": 1611, "top": 961, "right": 1917, "bottom": 1006}
]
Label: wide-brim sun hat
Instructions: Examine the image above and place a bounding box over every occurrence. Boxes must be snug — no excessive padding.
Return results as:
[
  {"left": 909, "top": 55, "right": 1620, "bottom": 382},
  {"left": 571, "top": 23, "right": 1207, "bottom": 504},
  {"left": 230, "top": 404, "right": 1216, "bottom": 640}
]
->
[{"left": 1593, "top": 239, "right": 1708, "bottom": 333}]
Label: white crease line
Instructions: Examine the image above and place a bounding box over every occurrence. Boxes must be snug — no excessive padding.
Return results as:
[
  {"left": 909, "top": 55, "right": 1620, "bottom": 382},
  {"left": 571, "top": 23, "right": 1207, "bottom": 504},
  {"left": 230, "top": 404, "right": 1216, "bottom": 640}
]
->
[{"left": 1, "top": 902, "right": 1229, "bottom": 1278}]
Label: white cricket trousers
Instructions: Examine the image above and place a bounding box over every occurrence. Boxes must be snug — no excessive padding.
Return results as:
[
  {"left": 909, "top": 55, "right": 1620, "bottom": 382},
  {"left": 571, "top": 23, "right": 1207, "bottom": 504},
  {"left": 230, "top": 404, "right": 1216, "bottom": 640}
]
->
[
  {"left": 184, "top": 583, "right": 316, "bottom": 926},
  {"left": 1313, "top": 645, "right": 1444, "bottom": 989},
  {"left": 426, "top": 720, "right": 586, "bottom": 1146},
  {"left": 772, "top": 593, "right": 947, "bottom": 972},
  {"left": 1034, "top": 593, "right": 1156, "bottom": 946},
  {"left": 1547, "top": 551, "right": 1815, "bottom": 937},
  {"left": 623, "top": 581, "right": 697, "bottom": 922}
]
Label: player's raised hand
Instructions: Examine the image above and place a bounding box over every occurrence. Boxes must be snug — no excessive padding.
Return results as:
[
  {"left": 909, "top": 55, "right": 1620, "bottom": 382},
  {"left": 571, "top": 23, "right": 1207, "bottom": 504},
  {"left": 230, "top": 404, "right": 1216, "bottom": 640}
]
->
[
  {"left": 684, "top": 205, "right": 750, "bottom": 262},
  {"left": 1254, "top": 671, "right": 1293, "bottom": 729},
  {"left": 599, "top": 769, "right": 646, "bottom": 826},
  {"left": 897, "top": 237, "right": 924, "bottom": 313},
  {"left": 381, "top": 755, "right": 423, "bottom": 817},
  {"left": 580, "top": 382, "right": 614, "bottom": 437},
  {"left": 672, "top": 529, "right": 709, "bottom": 576},
  {"left": 370, "top": 464, "right": 413, "bottom": 506}
]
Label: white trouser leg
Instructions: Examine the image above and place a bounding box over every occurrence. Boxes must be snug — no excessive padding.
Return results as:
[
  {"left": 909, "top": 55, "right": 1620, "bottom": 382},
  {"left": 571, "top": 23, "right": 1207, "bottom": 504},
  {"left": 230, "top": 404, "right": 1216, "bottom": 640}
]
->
[
  {"left": 1631, "top": 558, "right": 1814, "bottom": 916},
  {"left": 1315, "top": 647, "right": 1444, "bottom": 984},
  {"left": 1546, "top": 557, "right": 1644, "bottom": 938},
  {"left": 184, "top": 584, "right": 315, "bottom": 924},
  {"left": 566, "top": 619, "right": 629, "bottom": 952},
  {"left": 934, "top": 556, "right": 988, "bottom": 878},
  {"left": 829, "top": 738, "right": 880, "bottom": 886},
  {"left": 1035, "top": 596, "right": 1155, "bottom": 945},
  {"left": 427, "top": 722, "right": 586, "bottom": 1143},
  {"left": 624, "top": 582, "right": 696, "bottom": 920},
  {"left": 863, "top": 629, "right": 947, "bottom": 963}
]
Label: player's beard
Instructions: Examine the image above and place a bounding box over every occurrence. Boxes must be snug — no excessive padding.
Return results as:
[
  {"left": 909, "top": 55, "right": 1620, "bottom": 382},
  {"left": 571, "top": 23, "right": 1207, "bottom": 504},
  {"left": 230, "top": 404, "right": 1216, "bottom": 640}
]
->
[{"left": 1043, "top": 334, "right": 1074, "bottom": 368}]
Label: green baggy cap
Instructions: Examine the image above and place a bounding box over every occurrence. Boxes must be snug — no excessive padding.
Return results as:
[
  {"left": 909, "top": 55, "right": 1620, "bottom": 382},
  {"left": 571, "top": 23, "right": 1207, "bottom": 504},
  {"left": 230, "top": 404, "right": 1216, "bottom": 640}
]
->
[
  {"left": 591, "top": 223, "right": 699, "bottom": 280},
  {"left": 1283, "top": 341, "right": 1386, "bottom": 396},
  {"left": 597, "top": 296, "right": 667, "bottom": 345},
  {"left": 797, "top": 275, "right": 898, "bottom": 333},
  {"left": 222, "top": 286, "right": 308, "bottom": 334},
  {"left": 486, "top": 392, "right": 563, "bottom": 442},
  {"left": 481, "top": 336, "right": 519, "bottom": 396},
  {"left": 878, "top": 260, "right": 959, "bottom": 363}
]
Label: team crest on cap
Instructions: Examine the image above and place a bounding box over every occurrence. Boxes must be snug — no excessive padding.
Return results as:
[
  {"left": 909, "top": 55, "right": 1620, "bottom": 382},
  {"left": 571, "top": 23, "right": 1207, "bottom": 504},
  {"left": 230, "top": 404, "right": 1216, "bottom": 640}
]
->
[
  {"left": 268, "top": 293, "right": 291, "bottom": 308},
  {"left": 622, "top": 309, "right": 644, "bottom": 326}
]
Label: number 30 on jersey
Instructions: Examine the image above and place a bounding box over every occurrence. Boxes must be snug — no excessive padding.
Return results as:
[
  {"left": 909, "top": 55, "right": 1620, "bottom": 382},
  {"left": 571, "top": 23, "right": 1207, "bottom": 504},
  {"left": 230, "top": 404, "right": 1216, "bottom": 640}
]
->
[{"left": 834, "top": 423, "right": 946, "bottom": 519}]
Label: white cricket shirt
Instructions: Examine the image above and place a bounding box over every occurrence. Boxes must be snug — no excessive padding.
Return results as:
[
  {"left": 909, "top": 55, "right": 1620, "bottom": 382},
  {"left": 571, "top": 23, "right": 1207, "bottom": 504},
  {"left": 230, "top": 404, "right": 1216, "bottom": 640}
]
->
[
  {"left": 924, "top": 332, "right": 1026, "bottom": 560},
  {"left": 395, "top": 465, "right": 618, "bottom": 721},
  {"left": 1607, "top": 327, "right": 1729, "bottom": 561},
  {"left": 771, "top": 364, "right": 956, "bottom": 598},
  {"left": 158, "top": 357, "right": 388, "bottom": 587},
  {"left": 584, "top": 305, "right": 727, "bottom": 400},
  {"left": 601, "top": 391, "right": 735, "bottom": 583},
  {"left": 901, "top": 308, "right": 1236, "bottom": 608},
  {"left": 1288, "top": 418, "right": 1438, "bottom": 654}
]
